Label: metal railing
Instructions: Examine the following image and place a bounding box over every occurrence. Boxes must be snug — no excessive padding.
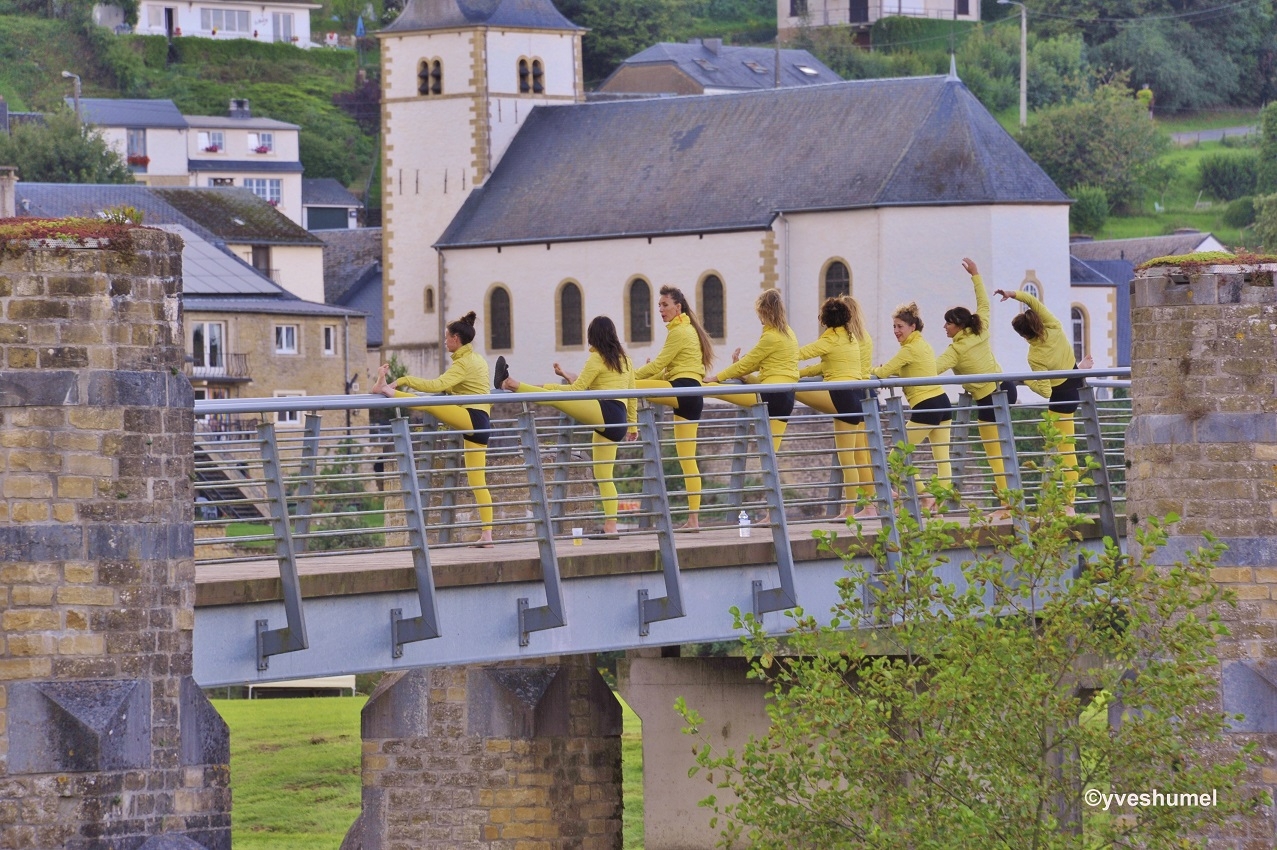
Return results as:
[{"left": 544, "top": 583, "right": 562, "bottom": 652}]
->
[{"left": 193, "top": 369, "right": 1130, "bottom": 669}]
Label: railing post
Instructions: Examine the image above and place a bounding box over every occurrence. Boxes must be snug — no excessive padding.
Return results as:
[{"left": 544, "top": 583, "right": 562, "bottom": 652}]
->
[
  {"left": 291, "top": 413, "right": 323, "bottom": 553},
  {"left": 866, "top": 395, "right": 904, "bottom": 577},
  {"left": 636, "top": 407, "right": 684, "bottom": 634},
  {"left": 423, "top": 421, "right": 462, "bottom": 545},
  {"left": 726, "top": 412, "right": 752, "bottom": 511},
  {"left": 548, "top": 411, "right": 575, "bottom": 524},
  {"left": 747, "top": 402, "right": 797, "bottom": 619},
  {"left": 950, "top": 391, "right": 975, "bottom": 505},
  {"left": 254, "top": 421, "right": 308, "bottom": 670},
  {"left": 1076, "top": 385, "right": 1119, "bottom": 541},
  {"left": 389, "top": 416, "right": 441, "bottom": 655},
  {"left": 883, "top": 395, "right": 922, "bottom": 522},
  {"left": 991, "top": 388, "right": 1028, "bottom": 539},
  {"left": 515, "top": 410, "right": 566, "bottom": 645}
]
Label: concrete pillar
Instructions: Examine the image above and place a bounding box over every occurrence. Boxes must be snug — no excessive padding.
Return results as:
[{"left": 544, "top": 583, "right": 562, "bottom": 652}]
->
[
  {"left": 0, "top": 229, "right": 230, "bottom": 849},
  {"left": 616, "top": 655, "right": 770, "bottom": 850},
  {"left": 343, "top": 654, "right": 622, "bottom": 850},
  {"left": 1127, "top": 263, "right": 1277, "bottom": 846}
]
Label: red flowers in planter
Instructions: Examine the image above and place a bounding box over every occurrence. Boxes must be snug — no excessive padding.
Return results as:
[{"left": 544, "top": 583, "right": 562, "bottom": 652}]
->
[
  {"left": 203, "top": 144, "right": 221, "bottom": 153},
  {"left": 254, "top": 145, "right": 271, "bottom": 154},
  {"left": 126, "top": 154, "right": 150, "bottom": 167}
]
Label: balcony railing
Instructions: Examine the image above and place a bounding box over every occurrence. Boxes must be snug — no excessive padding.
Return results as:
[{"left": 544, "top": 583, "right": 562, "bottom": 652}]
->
[{"left": 186, "top": 352, "right": 251, "bottom": 381}]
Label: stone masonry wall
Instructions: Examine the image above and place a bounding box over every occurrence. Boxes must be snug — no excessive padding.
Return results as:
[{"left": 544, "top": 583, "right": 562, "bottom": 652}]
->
[
  {"left": 1127, "top": 266, "right": 1277, "bottom": 847},
  {"left": 0, "top": 230, "right": 231, "bottom": 850},
  {"left": 343, "top": 655, "right": 622, "bottom": 850}
]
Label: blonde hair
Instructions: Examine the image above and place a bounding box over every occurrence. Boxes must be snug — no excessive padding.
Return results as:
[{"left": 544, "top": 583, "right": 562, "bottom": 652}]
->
[
  {"left": 892, "top": 301, "right": 924, "bottom": 332},
  {"left": 842, "top": 295, "right": 867, "bottom": 341},
  {"left": 755, "top": 288, "right": 789, "bottom": 334}
]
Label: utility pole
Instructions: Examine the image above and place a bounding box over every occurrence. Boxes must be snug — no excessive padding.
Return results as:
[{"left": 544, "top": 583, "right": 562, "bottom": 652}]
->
[
  {"left": 61, "top": 71, "right": 81, "bottom": 128},
  {"left": 997, "top": 0, "right": 1027, "bottom": 128}
]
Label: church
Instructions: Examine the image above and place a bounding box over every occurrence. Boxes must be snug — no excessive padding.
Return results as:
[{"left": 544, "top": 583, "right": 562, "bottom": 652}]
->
[{"left": 375, "top": 0, "right": 1073, "bottom": 389}]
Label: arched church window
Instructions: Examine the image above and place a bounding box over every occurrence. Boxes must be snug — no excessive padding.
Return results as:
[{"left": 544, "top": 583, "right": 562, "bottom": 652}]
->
[
  {"left": 629, "top": 278, "right": 652, "bottom": 344},
  {"left": 823, "top": 260, "right": 850, "bottom": 299},
  {"left": 489, "top": 286, "right": 511, "bottom": 350},
  {"left": 559, "top": 281, "right": 583, "bottom": 348},
  {"left": 700, "top": 274, "right": 725, "bottom": 339}
]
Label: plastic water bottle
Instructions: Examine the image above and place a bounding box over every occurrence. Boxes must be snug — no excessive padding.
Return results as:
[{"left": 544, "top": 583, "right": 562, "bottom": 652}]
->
[{"left": 738, "top": 510, "right": 751, "bottom": 538}]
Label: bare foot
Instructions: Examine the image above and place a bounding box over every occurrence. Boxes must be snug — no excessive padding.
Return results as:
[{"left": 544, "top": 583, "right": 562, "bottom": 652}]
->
[
  {"left": 990, "top": 507, "right": 1012, "bottom": 522},
  {"left": 918, "top": 496, "right": 937, "bottom": 513},
  {"left": 853, "top": 504, "right": 878, "bottom": 519}
]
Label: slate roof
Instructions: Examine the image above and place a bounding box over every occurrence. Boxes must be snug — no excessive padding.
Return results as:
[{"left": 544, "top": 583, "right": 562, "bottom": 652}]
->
[
  {"left": 304, "top": 178, "right": 364, "bottom": 208},
  {"left": 1069, "top": 255, "right": 1113, "bottom": 285},
  {"left": 437, "top": 75, "right": 1070, "bottom": 248},
  {"left": 187, "top": 160, "right": 305, "bottom": 173},
  {"left": 73, "top": 98, "right": 187, "bottom": 128},
  {"left": 379, "top": 0, "right": 581, "bottom": 34},
  {"left": 1068, "top": 232, "right": 1225, "bottom": 266},
  {"left": 153, "top": 188, "right": 322, "bottom": 245},
  {"left": 15, "top": 184, "right": 218, "bottom": 243},
  {"left": 184, "top": 115, "right": 299, "bottom": 130},
  {"left": 603, "top": 41, "right": 842, "bottom": 91},
  {"left": 334, "top": 262, "right": 384, "bottom": 346},
  {"left": 163, "top": 224, "right": 281, "bottom": 296}
]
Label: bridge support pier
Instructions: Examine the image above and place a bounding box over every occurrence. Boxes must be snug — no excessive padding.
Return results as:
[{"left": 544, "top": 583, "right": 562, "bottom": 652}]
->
[
  {"left": 616, "top": 654, "right": 770, "bottom": 850},
  {"left": 0, "top": 231, "right": 230, "bottom": 849},
  {"left": 342, "top": 654, "right": 622, "bottom": 850}
]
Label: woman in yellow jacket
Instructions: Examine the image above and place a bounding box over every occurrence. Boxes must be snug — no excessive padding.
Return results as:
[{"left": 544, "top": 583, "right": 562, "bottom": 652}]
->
[
  {"left": 499, "top": 316, "right": 637, "bottom": 538},
  {"left": 708, "top": 288, "right": 799, "bottom": 454},
  {"left": 795, "top": 297, "right": 875, "bottom": 519},
  {"left": 372, "top": 311, "right": 495, "bottom": 547},
  {"left": 870, "top": 301, "right": 952, "bottom": 506},
  {"left": 635, "top": 285, "right": 714, "bottom": 531},
  {"left": 935, "top": 257, "right": 1017, "bottom": 508},
  {"left": 995, "top": 287, "right": 1094, "bottom": 511}
]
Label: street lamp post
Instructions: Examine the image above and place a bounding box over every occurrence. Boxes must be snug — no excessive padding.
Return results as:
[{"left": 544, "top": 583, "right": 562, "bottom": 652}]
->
[
  {"left": 997, "top": 0, "right": 1026, "bottom": 128},
  {"left": 61, "top": 71, "right": 81, "bottom": 129}
]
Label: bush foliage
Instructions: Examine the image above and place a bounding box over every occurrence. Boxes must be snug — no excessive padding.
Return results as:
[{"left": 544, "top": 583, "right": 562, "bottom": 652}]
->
[{"left": 1198, "top": 150, "right": 1259, "bottom": 201}]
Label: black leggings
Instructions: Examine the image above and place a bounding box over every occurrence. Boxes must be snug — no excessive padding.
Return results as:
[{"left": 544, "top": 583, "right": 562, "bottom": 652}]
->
[
  {"left": 761, "top": 389, "right": 796, "bottom": 419},
  {"left": 973, "top": 381, "right": 1019, "bottom": 423},
  {"left": 829, "top": 387, "right": 868, "bottom": 425},
  {"left": 597, "top": 399, "right": 628, "bottom": 443},
  {"left": 669, "top": 377, "right": 704, "bottom": 421},
  {"left": 909, "top": 393, "right": 953, "bottom": 426},
  {"left": 1048, "top": 375, "right": 1084, "bottom": 415}
]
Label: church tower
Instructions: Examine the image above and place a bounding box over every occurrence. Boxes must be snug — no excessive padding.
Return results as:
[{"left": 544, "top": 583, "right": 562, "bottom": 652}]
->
[{"left": 376, "top": 0, "right": 584, "bottom": 372}]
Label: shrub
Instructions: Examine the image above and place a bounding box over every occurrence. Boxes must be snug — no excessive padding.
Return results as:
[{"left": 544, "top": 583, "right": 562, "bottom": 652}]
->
[
  {"left": 1198, "top": 150, "right": 1259, "bottom": 201},
  {"left": 1223, "top": 195, "right": 1257, "bottom": 228},
  {"left": 1069, "top": 184, "right": 1109, "bottom": 234}
]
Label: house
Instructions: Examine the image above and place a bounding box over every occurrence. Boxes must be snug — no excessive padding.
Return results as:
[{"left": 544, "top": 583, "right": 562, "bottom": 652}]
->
[
  {"left": 1068, "top": 229, "right": 1226, "bottom": 267},
  {"left": 14, "top": 183, "right": 326, "bottom": 305},
  {"left": 376, "top": 0, "right": 1072, "bottom": 393},
  {"left": 72, "top": 98, "right": 306, "bottom": 226},
  {"left": 132, "top": 0, "right": 321, "bottom": 46},
  {"left": 778, "top": 0, "right": 980, "bottom": 41},
  {"left": 13, "top": 182, "right": 368, "bottom": 428},
  {"left": 303, "top": 177, "right": 364, "bottom": 230},
  {"left": 596, "top": 39, "right": 842, "bottom": 96}
]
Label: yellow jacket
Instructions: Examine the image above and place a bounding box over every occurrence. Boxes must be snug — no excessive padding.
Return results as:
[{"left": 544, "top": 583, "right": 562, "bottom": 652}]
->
[
  {"left": 1011, "top": 290, "right": 1077, "bottom": 397},
  {"left": 859, "top": 332, "right": 873, "bottom": 380},
  {"left": 540, "top": 349, "right": 638, "bottom": 426},
  {"left": 934, "top": 273, "right": 1001, "bottom": 400},
  {"left": 870, "top": 330, "right": 946, "bottom": 408},
  {"left": 798, "top": 326, "right": 862, "bottom": 381},
  {"left": 633, "top": 313, "right": 707, "bottom": 382},
  {"left": 394, "top": 343, "right": 492, "bottom": 413},
  {"left": 715, "top": 326, "right": 799, "bottom": 384}
]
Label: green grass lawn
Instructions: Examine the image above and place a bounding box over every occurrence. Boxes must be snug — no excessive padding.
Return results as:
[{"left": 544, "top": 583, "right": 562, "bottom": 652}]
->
[{"left": 215, "top": 691, "right": 647, "bottom": 849}]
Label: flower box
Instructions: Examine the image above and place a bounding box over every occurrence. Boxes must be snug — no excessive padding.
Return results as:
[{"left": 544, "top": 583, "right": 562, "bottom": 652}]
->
[
  {"left": 203, "top": 144, "right": 221, "bottom": 153},
  {"left": 253, "top": 145, "right": 271, "bottom": 154},
  {"left": 126, "top": 154, "right": 150, "bottom": 167}
]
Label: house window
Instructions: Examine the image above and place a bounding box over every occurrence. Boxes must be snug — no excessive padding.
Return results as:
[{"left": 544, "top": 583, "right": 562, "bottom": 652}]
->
[
  {"left": 424, "top": 287, "right": 435, "bottom": 313},
  {"left": 126, "top": 128, "right": 146, "bottom": 159},
  {"left": 489, "top": 287, "right": 512, "bottom": 350},
  {"left": 200, "top": 7, "right": 250, "bottom": 32},
  {"left": 1021, "top": 280, "right": 1042, "bottom": 301},
  {"left": 824, "top": 261, "right": 850, "bottom": 299},
  {"left": 274, "top": 324, "right": 298, "bottom": 354},
  {"left": 244, "top": 178, "right": 282, "bottom": 205},
  {"left": 1071, "top": 306, "right": 1088, "bottom": 362},
  {"left": 559, "top": 281, "right": 583, "bottom": 348},
  {"left": 273, "top": 390, "right": 305, "bottom": 425},
  {"left": 790, "top": 0, "right": 807, "bottom": 15},
  {"left": 956, "top": 0, "right": 969, "bottom": 14},
  {"left": 700, "top": 274, "right": 725, "bottom": 339},
  {"left": 628, "top": 277, "right": 652, "bottom": 344},
  {"left": 271, "top": 12, "right": 294, "bottom": 42},
  {"left": 191, "top": 321, "right": 225, "bottom": 372},
  {"left": 251, "top": 245, "right": 271, "bottom": 276},
  {"left": 248, "top": 132, "right": 274, "bottom": 153},
  {"left": 198, "top": 131, "right": 225, "bottom": 153},
  {"left": 209, "top": 177, "right": 234, "bottom": 187},
  {"left": 323, "top": 325, "right": 337, "bottom": 356},
  {"left": 418, "top": 59, "right": 442, "bottom": 96}
]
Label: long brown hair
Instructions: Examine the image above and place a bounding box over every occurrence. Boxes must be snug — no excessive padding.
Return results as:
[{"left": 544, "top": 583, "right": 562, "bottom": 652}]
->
[
  {"left": 660, "top": 284, "right": 714, "bottom": 370},
  {"left": 841, "top": 295, "right": 867, "bottom": 341},
  {"left": 1011, "top": 309, "right": 1046, "bottom": 341},
  {"left": 755, "top": 288, "right": 789, "bottom": 334},
  {"left": 588, "top": 316, "right": 628, "bottom": 373},
  {"left": 944, "top": 305, "right": 984, "bottom": 335}
]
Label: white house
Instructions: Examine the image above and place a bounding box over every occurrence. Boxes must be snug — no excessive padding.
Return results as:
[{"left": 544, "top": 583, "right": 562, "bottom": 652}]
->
[
  {"left": 133, "top": 0, "right": 321, "bottom": 45},
  {"left": 778, "top": 0, "right": 980, "bottom": 40},
  {"left": 74, "top": 98, "right": 306, "bottom": 227},
  {"left": 376, "top": 0, "right": 1072, "bottom": 392}
]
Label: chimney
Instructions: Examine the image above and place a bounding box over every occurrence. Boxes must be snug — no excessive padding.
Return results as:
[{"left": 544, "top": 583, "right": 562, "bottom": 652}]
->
[
  {"left": 0, "top": 166, "right": 18, "bottom": 218},
  {"left": 704, "top": 38, "right": 722, "bottom": 55},
  {"left": 229, "top": 98, "right": 251, "bottom": 119}
]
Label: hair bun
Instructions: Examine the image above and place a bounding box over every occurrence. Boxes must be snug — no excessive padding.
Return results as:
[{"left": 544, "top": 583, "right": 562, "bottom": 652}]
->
[{"left": 461, "top": 311, "right": 477, "bottom": 326}]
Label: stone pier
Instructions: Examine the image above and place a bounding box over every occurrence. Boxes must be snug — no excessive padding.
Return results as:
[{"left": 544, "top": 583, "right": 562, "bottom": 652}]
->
[
  {"left": 342, "top": 654, "right": 622, "bottom": 850},
  {"left": 0, "top": 228, "right": 230, "bottom": 849},
  {"left": 1127, "top": 261, "right": 1277, "bottom": 846}
]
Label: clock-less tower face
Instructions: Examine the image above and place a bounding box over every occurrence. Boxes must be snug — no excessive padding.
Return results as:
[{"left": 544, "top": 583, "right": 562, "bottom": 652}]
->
[{"left": 376, "top": 0, "right": 584, "bottom": 371}]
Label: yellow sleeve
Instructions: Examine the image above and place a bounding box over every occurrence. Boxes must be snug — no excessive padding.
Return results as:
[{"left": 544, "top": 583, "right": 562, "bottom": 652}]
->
[
  {"left": 543, "top": 354, "right": 604, "bottom": 392},
  {"left": 797, "top": 335, "right": 833, "bottom": 363},
  {"left": 625, "top": 365, "right": 637, "bottom": 428},
  {"left": 871, "top": 344, "right": 914, "bottom": 378},
  {"left": 799, "top": 362, "right": 824, "bottom": 378},
  {"left": 859, "top": 334, "right": 873, "bottom": 377},
  {"left": 716, "top": 332, "right": 769, "bottom": 382},
  {"left": 633, "top": 334, "right": 677, "bottom": 381},
  {"left": 397, "top": 363, "right": 465, "bottom": 394},
  {"left": 1012, "top": 290, "right": 1061, "bottom": 330},
  {"left": 934, "top": 342, "right": 958, "bottom": 375},
  {"left": 1024, "top": 376, "right": 1052, "bottom": 397},
  {"left": 972, "top": 274, "right": 991, "bottom": 327}
]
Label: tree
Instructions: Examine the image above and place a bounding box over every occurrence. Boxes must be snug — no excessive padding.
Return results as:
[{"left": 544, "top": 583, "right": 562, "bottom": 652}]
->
[
  {"left": 1257, "top": 102, "right": 1277, "bottom": 195},
  {"left": 678, "top": 429, "right": 1260, "bottom": 849},
  {"left": 1018, "top": 78, "right": 1167, "bottom": 212},
  {"left": 555, "top": 0, "right": 692, "bottom": 85},
  {"left": 0, "top": 109, "right": 133, "bottom": 184}
]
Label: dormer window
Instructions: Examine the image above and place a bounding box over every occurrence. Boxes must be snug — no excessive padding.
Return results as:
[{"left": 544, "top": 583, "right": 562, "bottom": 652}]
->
[
  {"left": 248, "top": 132, "right": 273, "bottom": 154},
  {"left": 743, "top": 61, "right": 768, "bottom": 74},
  {"left": 418, "top": 59, "right": 442, "bottom": 96},
  {"left": 198, "top": 131, "right": 224, "bottom": 153},
  {"left": 519, "top": 57, "right": 545, "bottom": 94},
  {"left": 693, "top": 58, "right": 716, "bottom": 71}
]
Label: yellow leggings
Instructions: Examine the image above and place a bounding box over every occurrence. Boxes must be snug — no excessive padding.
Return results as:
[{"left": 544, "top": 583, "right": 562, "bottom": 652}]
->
[
  {"left": 708, "top": 384, "right": 788, "bottom": 454},
  {"left": 514, "top": 384, "right": 625, "bottom": 520},
  {"left": 1046, "top": 412, "right": 1079, "bottom": 502},
  {"left": 977, "top": 423, "right": 1008, "bottom": 496},
  {"left": 796, "top": 390, "right": 874, "bottom": 503},
  {"left": 636, "top": 379, "right": 702, "bottom": 514},
  {"left": 422, "top": 403, "right": 493, "bottom": 532},
  {"left": 905, "top": 421, "right": 951, "bottom": 492}
]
